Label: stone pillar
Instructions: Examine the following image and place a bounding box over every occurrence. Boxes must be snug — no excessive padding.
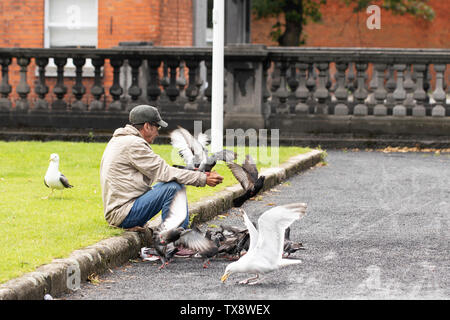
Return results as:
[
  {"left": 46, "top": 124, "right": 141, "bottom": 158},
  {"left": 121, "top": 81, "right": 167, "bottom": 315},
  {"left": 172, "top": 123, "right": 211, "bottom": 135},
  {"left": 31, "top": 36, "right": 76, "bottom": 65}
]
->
[
  {"left": 412, "top": 64, "right": 427, "bottom": 117},
  {"left": 223, "top": 44, "right": 267, "bottom": 130},
  {"left": 373, "top": 63, "right": 387, "bottom": 116}
]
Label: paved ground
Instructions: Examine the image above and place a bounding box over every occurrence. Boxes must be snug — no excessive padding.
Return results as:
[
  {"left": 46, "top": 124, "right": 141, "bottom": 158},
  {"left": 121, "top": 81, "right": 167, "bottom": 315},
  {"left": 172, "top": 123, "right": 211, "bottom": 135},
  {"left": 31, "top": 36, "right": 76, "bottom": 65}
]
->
[{"left": 59, "top": 150, "right": 450, "bottom": 300}]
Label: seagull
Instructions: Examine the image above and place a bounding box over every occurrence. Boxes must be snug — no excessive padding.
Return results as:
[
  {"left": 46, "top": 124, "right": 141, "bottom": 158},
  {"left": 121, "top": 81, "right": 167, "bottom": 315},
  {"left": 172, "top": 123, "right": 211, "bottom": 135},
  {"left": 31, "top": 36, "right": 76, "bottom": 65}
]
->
[
  {"left": 43, "top": 153, "right": 73, "bottom": 199},
  {"left": 220, "top": 203, "right": 307, "bottom": 285},
  {"left": 170, "top": 126, "right": 236, "bottom": 172},
  {"left": 227, "top": 155, "right": 265, "bottom": 207},
  {"left": 152, "top": 187, "right": 217, "bottom": 269}
]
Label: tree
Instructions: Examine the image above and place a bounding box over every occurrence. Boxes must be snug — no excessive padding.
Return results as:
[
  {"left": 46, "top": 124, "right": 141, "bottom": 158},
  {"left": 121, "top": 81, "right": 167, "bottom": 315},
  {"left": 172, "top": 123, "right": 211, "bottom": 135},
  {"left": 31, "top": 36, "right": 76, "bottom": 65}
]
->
[{"left": 252, "top": 0, "right": 435, "bottom": 46}]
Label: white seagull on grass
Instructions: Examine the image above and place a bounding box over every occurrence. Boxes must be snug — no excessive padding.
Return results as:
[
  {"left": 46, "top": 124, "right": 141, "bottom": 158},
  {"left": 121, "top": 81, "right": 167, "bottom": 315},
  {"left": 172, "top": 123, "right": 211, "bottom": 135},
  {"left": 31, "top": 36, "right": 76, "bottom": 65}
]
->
[
  {"left": 43, "top": 153, "right": 73, "bottom": 199},
  {"left": 220, "top": 203, "right": 307, "bottom": 285}
]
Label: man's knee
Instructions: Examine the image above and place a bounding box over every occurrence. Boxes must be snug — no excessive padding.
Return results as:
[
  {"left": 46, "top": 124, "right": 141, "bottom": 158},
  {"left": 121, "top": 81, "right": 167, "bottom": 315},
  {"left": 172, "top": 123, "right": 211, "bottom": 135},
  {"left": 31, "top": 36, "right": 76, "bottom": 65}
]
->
[{"left": 164, "top": 181, "right": 185, "bottom": 193}]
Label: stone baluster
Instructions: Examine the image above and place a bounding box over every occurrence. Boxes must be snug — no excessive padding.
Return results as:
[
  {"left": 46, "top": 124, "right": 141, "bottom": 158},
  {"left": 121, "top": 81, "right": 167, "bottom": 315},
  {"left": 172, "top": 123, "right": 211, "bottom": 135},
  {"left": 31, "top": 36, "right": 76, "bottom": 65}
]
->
[
  {"left": 165, "top": 59, "right": 180, "bottom": 102},
  {"left": 346, "top": 62, "right": 356, "bottom": 94},
  {"left": 313, "top": 62, "right": 330, "bottom": 114},
  {"left": 177, "top": 61, "right": 187, "bottom": 99},
  {"left": 34, "top": 57, "right": 49, "bottom": 111},
  {"left": 89, "top": 58, "right": 105, "bottom": 112},
  {"left": 423, "top": 65, "right": 432, "bottom": 107},
  {"left": 262, "top": 58, "right": 272, "bottom": 120},
  {"left": 412, "top": 64, "right": 427, "bottom": 116},
  {"left": 108, "top": 58, "right": 124, "bottom": 112},
  {"left": 287, "top": 63, "right": 299, "bottom": 112},
  {"left": 353, "top": 63, "right": 369, "bottom": 116},
  {"left": 385, "top": 64, "right": 396, "bottom": 114},
  {"left": 0, "top": 57, "right": 12, "bottom": 111},
  {"left": 305, "top": 63, "right": 317, "bottom": 112},
  {"left": 294, "top": 63, "right": 310, "bottom": 114},
  {"left": 51, "top": 58, "right": 68, "bottom": 111},
  {"left": 160, "top": 61, "right": 169, "bottom": 99},
  {"left": 334, "top": 62, "right": 349, "bottom": 115},
  {"left": 431, "top": 64, "right": 446, "bottom": 117},
  {"left": 15, "top": 57, "right": 31, "bottom": 112},
  {"left": 373, "top": 63, "right": 388, "bottom": 116},
  {"left": 127, "top": 58, "right": 143, "bottom": 110},
  {"left": 204, "top": 59, "right": 212, "bottom": 102},
  {"left": 274, "top": 59, "right": 290, "bottom": 114},
  {"left": 147, "top": 59, "right": 162, "bottom": 104},
  {"left": 403, "top": 64, "right": 416, "bottom": 115},
  {"left": 71, "top": 57, "right": 87, "bottom": 112},
  {"left": 367, "top": 64, "right": 378, "bottom": 110},
  {"left": 393, "top": 64, "right": 407, "bottom": 116},
  {"left": 184, "top": 58, "right": 200, "bottom": 111},
  {"left": 270, "top": 62, "right": 281, "bottom": 92}
]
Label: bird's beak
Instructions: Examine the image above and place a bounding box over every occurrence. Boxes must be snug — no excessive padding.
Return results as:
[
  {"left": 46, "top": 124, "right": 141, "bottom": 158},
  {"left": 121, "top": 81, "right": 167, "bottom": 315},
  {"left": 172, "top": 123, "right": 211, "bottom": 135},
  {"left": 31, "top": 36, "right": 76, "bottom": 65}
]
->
[{"left": 221, "top": 272, "right": 230, "bottom": 283}]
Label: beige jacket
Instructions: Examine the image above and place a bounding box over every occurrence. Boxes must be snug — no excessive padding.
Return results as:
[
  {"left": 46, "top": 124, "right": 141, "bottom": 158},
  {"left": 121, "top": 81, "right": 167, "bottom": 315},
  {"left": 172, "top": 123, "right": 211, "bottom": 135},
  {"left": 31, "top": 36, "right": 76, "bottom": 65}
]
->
[{"left": 100, "top": 125, "right": 207, "bottom": 227}]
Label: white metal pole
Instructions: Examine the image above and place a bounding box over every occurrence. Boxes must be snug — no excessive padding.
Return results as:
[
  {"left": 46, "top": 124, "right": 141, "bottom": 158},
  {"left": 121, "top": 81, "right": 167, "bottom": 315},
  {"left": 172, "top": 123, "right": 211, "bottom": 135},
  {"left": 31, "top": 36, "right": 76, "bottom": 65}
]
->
[{"left": 211, "top": 0, "right": 224, "bottom": 153}]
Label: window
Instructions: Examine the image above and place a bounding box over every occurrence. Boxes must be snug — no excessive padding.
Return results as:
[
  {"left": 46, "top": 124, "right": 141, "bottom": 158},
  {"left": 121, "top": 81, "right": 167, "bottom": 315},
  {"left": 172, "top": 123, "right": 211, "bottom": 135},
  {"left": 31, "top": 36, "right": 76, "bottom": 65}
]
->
[{"left": 43, "top": 0, "right": 98, "bottom": 77}]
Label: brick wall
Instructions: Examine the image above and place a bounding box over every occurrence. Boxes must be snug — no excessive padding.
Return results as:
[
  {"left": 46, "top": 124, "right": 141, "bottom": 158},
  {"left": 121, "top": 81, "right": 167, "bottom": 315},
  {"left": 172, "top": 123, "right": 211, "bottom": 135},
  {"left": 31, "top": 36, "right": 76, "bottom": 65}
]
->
[{"left": 251, "top": 0, "right": 449, "bottom": 48}]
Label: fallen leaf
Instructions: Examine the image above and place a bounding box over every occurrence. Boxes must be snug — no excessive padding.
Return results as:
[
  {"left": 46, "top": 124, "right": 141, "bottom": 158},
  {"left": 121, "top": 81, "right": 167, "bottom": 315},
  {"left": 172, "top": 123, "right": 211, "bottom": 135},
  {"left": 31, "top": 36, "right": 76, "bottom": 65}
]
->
[{"left": 266, "top": 202, "right": 276, "bottom": 206}]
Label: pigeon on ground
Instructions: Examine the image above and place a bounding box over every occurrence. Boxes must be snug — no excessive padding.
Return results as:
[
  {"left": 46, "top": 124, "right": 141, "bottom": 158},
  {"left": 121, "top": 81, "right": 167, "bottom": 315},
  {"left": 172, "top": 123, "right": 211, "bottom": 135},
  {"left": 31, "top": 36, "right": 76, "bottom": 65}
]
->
[
  {"left": 43, "top": 153, "right": 73, "bottom": 199},
  {"left": 227, "top": 155, "right": 265, "bottom": 207},
  {"left": 220, "top": 203, "right": 307, "bottom": 285},
  {"left": 170, "top": 126, "right": 236, "bottom": 172},
  {"left": 283, "top": 227, "right": 306, "bottom": 257},
  {"left": 177, "top": 227, "right": 219, "bottom": 268},
  {"left": 151, "top": 187, "right": 217, "bottom": 269}
]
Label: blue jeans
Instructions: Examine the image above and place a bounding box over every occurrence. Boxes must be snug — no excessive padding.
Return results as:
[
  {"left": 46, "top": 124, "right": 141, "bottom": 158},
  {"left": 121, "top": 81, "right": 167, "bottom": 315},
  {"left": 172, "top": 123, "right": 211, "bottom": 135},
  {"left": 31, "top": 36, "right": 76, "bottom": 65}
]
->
[{"left": 119, "top": 181, "right": 189, "bottom": 229}]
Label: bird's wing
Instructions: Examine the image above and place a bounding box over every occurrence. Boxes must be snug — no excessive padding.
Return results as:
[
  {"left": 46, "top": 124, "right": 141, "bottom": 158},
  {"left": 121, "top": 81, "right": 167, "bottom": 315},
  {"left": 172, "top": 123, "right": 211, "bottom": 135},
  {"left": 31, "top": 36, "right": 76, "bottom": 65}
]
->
[
  {"left": 242, "top": 210, "right": 259, "bottom": 253},
  {"left": 227, "top": 163, "right": 252, "bottom": 190},
  {"left": 44, "top": 178, "right": 49, "bottom": 188},
  {"left": 170, "top": 128, "right": 195, "bottom": 167},
  {"left": 241, "top": 155, "right": 259, "bottom": 183},
  {"left": 255, "top": 203, "right": 307, "bottom": 260},
  {"left": 196, "top": 132, "right": 210, "bottom": 149},
  {"left": 177, "top": 228, "right": 217, "bottom": 253},
  {"left": 158, "top": 188, "right": 188, "bottom": 233},
  {"left": 59, "top": 174, "right": 73, "bottom": 188}
]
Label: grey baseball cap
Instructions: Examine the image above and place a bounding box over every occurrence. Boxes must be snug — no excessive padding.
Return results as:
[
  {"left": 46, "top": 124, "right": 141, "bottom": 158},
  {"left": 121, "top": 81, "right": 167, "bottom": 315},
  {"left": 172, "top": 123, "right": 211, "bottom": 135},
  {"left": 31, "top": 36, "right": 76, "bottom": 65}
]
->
[{"left": 129, "top": 104, "right": 168, "bottom": 127}]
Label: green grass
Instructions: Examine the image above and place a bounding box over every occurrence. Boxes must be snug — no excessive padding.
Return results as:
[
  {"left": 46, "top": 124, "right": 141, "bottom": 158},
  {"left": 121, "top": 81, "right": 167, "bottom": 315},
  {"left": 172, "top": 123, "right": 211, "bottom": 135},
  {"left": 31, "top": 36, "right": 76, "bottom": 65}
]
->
[{"left": 0, "top": 141, "right": 310, "bottom": 283}]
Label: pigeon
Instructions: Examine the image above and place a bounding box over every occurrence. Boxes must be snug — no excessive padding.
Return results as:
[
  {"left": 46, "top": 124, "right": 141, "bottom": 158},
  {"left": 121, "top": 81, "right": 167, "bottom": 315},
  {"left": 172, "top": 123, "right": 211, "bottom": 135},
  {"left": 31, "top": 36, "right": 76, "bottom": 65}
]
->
[
  {"left": 220, "top": 203, "right": 307, "bottom": 285},
  {"left": 43, "top": 153, "right": 73, "bottom": 199},
  {"left": 227, "top": 155, "right": 265, "bottom": 207},
  {"left": 170, "top": 126, "right": 236, "bottom": 172},
  {"left": 283, "top": 227, "right": 306, "bottom": 257},
  {"left": 177, "top": 227, "right": 219, "bottom": 268},
  {"left": 151, "top": 187, "right": 217, "bottom": 269}
]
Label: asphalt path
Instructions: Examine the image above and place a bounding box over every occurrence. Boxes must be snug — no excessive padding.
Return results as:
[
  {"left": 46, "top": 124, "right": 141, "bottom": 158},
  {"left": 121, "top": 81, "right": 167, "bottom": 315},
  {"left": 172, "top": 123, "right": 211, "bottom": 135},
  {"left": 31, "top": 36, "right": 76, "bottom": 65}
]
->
[{"left": 60, "top": 150, "right": 450, "bottom": 300}]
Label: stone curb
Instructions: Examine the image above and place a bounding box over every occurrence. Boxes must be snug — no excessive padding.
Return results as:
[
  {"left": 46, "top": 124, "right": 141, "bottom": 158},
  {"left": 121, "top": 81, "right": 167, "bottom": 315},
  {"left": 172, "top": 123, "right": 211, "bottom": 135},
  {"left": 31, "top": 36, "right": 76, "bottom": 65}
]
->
[{"left": 0, "top": 149, "right": 324, "bottom": 300}]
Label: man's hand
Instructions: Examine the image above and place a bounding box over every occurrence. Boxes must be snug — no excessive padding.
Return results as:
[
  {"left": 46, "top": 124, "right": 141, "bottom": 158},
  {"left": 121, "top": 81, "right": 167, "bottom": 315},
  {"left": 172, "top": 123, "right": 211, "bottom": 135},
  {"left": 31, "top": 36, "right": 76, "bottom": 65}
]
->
[{"left": 206, "top": 171, "right": 223, "bottom": 187}]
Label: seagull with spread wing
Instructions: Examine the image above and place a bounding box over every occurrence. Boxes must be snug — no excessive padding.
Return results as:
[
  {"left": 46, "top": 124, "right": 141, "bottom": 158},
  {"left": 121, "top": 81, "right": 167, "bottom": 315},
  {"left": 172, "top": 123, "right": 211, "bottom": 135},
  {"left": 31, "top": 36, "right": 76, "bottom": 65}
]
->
[
  {"left": 220, "top": 203, "right": 307, "bottom": 285},
  {"left": 43, "top": 153, "right": 73, "bottom": 199},
  {"left": 170, "top": 126, "right": 236, "bottom": 172},
  {"left": 227, "top": 155, "right": 265, "bottom": 207}
]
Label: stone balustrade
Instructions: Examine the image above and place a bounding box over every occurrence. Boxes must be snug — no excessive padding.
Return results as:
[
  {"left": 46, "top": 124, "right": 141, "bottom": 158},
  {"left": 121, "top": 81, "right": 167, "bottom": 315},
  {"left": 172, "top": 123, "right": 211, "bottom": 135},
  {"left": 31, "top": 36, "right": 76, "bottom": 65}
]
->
[{"left": 0, "top": 46, "right": 449, "bottom": 140}]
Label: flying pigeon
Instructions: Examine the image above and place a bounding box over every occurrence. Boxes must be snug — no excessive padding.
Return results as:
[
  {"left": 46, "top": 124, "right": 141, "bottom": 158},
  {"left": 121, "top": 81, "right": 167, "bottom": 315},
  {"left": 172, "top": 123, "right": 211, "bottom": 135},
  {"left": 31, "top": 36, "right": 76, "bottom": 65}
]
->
[
  {"left": 220, "top": 203, "right": 307, "bottom": 285},
  {"left": 170, "top": 126, "right": 236, "bottom": 172},
  {"left": 227, "top": 155, "right": 265, "bottom": 207},
  {"left": 151, "top": 188, "right": 217, "bottom": 269},
  {"left": 43, "top": 153, "right": 73, "bottom": 199}
]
